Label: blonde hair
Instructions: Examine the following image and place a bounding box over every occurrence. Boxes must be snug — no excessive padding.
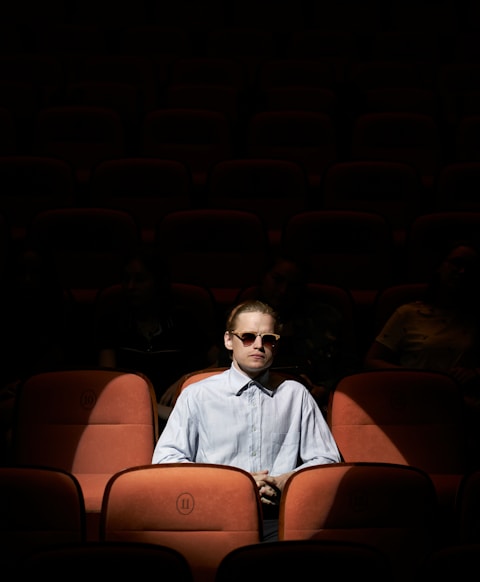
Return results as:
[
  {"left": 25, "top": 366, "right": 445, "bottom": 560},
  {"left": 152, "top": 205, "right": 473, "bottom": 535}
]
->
[{"left": 226, "top": 300, "right": 279, "bottom": 333}]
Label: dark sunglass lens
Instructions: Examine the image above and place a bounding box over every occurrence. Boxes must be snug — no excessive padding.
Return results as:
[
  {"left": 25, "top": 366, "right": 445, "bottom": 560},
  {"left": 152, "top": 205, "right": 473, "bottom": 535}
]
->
[
  {"left": 262, "top": 335, "right": 277, "bottom": 347},
  {"left": 241, "top": 333, "right": 256, "bottom": 346}
]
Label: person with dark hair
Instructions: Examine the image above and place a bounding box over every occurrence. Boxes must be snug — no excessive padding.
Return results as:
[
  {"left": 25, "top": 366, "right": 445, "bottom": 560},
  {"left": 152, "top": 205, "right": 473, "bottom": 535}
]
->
[
  {"left": 152, "top": 299, "right": 341, "bottom": 541},
  {"left": 364, "top": 240, "right": 480, "bottom": 467},
  {"left": 95, "top": 244, "right": 213, "bottom": 427},
  {"left": 364, "top": 240, "right": 480, "bottom": 383}
]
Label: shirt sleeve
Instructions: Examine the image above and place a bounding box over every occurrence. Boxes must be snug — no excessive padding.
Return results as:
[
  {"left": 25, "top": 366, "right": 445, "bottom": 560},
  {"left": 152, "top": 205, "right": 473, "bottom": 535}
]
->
[
  {"left": 152, "top": 389, "right": 198, "bottom": 464},
  {"left": 295, "top": 388, "right": 342, "bottom": 470}
]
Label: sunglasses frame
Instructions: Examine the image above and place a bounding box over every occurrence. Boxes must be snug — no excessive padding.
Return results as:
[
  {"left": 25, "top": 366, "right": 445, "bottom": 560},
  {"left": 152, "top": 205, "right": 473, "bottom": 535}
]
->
[{"left": 230, "top": 331, "right": 281, "bottom": 348}]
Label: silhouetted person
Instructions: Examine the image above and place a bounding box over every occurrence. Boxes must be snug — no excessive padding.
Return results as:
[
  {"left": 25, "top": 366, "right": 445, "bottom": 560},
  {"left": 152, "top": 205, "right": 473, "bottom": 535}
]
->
[{"left": 95, "top": 244, "right": 213, "bottom": 430}]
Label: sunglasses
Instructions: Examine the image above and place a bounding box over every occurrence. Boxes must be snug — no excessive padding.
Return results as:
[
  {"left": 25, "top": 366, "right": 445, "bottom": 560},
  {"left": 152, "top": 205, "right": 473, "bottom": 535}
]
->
[{"left": 230, "top": 331, "right": 280, "bottom": 348}]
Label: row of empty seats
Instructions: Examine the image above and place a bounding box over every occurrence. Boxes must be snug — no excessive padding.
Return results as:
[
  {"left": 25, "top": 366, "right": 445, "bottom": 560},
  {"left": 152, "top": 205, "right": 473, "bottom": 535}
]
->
[
  {"left": 4, "top": 51, "right": 480, "bottom": 121},
  {"left": 1, "top": 202, "right": 479, "bottom": 301},
  {"left": 3, "top": 366, "right": 480, "bottom": 580},
  {"left": 3, "top": 107, "right": 480, "bottom": 192},
  {"left": 4, "top": 461, "right": 480, "bottom": 580},
  {"left": 5, "top": 154, "right": 480, "bottom": 245}
]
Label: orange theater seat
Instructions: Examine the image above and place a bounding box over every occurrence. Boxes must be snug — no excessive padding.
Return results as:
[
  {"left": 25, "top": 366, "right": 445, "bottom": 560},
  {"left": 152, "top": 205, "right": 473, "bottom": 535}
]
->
[
  {"left": 279, "top": 462, "right": 438, "bottom": 582},
  {"left": 100, "top": 463, "right": 263, "bottom": 582},
  {"left": 0, "top": 466, "right": 86, "bottom": 573},
  {"left": 11, "top": 369, "right": 158, "bottom": 541}
]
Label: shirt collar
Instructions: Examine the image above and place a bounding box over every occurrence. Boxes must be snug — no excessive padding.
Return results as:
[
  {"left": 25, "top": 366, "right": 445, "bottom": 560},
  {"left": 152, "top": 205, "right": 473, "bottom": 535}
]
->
[{"left": 231, "top": 365, "right": 275, "bottom": 397}]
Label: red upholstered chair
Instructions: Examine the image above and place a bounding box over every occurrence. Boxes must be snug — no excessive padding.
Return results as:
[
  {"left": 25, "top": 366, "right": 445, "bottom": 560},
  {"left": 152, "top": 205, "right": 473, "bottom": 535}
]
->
[
  {"left": 280, "top": 210, "right": 395, "bottom": 312},
  {"left": 141, "top": 108, "right": 233, "bottom": 196},
  {"left": 0, "top": 156, "right": 75, "bottom": 244},
  {"left": 27, "top": 207, "right": 141, "bottom": 306},
  {"left": 100, "top": 463, "right": 263, "bottom": 582},
  {"left": 329, "top": 369, "right": 467, "bottom": 470},
  {"left": 279, "top": 462, "right": 438, "bottom": 582},
  {"left": 206, "top": 158, "right": 308, "bottom": 248},
  {"left": 0, "top": 466, "right": 86, "bottom": 572},
  {"left": 154, "top": 208, "right": 269, "bottom": 309},
  {"left": 246, "top": 110, "right": 338, "bottom": 193},
  {"left": 88, "top": 158, "right": 193, "bottom": 244},
  {"left": 171, "top": 367, "right": 228, "bottom": 406},
  {"left": 350, "top": 112, "right": 441, "bottom": 191},
  {"left": 178, "top": 367, "right": 227, "bottom": 390},
  {"left": 328, "top": 369, "right": 468, "bottom": 546},
  {"left": 320, "top": 160, "right": 426, "bottom": 251},
  {"left": 64, "top": 81, "right": 143, "bottom": 148},
  {"left": 11, "top": 369, "right": 158, "bottom": 541},
  {"left": 33, "top": 105, "right": 126, "bottom": 187}
]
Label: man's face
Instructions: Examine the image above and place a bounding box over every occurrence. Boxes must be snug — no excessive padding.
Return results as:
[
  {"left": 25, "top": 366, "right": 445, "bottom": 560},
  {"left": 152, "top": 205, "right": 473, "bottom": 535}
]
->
[
  {"left": 224, "top": 311, "right": 279, "bottom": 377},
  {"left": 438, "top": 245, "right": 479, "bottom": 291}
]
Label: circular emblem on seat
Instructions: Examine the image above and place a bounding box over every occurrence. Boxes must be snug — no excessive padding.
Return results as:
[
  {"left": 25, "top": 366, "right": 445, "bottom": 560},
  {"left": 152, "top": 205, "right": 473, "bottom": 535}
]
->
[
  {"left": 177, "top": 493, "right": 195, "bottom": 515},
  {"left": 80, "top": 390, "right": 97, "bottom": 409}
]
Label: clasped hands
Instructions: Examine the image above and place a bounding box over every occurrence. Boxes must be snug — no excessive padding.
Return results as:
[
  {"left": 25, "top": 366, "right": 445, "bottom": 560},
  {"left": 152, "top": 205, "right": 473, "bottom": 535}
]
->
[{"left": 251, "top": 469, "right": 284, "bottom": 505}]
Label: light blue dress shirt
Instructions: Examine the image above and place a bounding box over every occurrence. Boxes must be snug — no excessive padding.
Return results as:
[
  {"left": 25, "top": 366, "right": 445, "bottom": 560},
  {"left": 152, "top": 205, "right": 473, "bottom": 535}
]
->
[{"left": 152, "top": 364, "right": 341, "bottom": 473}]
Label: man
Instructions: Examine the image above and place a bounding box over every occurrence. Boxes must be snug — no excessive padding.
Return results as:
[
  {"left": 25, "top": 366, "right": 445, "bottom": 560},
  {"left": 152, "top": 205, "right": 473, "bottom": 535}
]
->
[{"left": 152, "top": 299, "right": 341, "bottom": 539}]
